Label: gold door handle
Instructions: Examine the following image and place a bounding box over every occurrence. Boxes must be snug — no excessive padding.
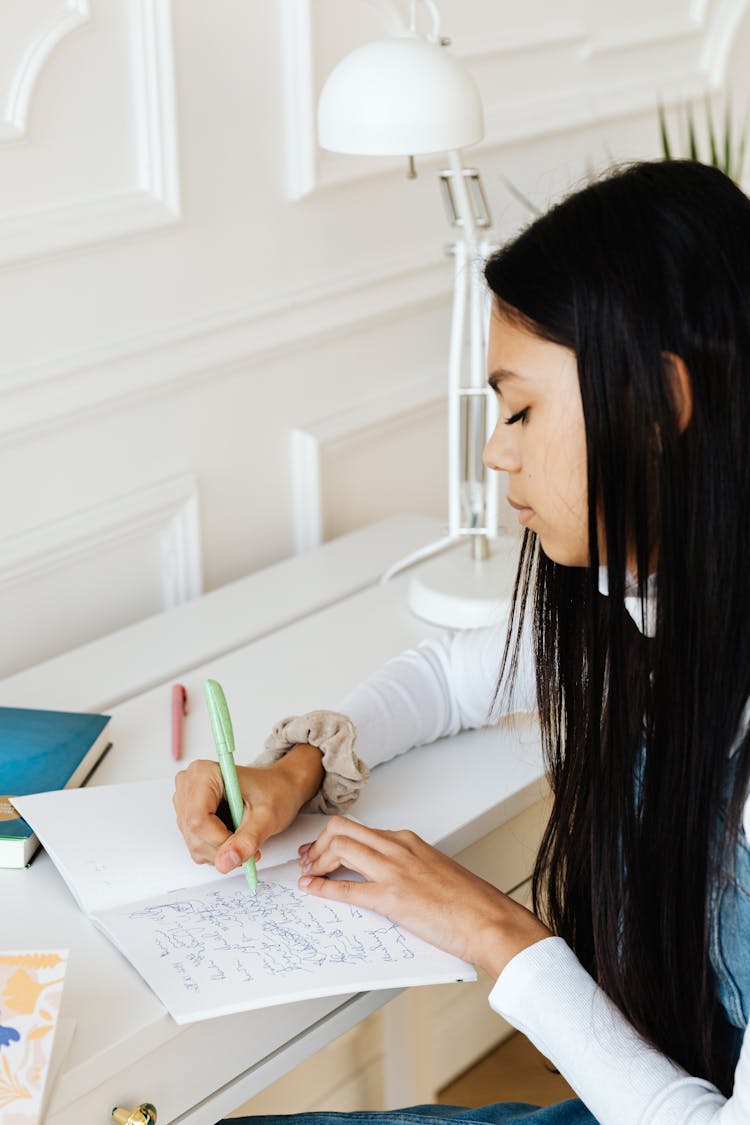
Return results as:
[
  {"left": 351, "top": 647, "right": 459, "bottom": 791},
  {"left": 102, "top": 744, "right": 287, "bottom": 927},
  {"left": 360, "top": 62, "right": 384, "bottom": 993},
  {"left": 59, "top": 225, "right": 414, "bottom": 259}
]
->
[{"left": 112, "top": 1103, "right": 157, "bottom": 1124}]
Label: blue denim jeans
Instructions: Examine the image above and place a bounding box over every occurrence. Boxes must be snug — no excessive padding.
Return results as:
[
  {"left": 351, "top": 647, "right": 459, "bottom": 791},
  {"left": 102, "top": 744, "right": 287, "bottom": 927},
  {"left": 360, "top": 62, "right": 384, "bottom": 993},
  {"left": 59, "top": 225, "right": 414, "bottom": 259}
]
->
[
  {"left": 710, "top": 762, "right": 750, "bottom": 1047},
  {"left": 226, "top": 1099, "right": 595, "bottom": 1124}
]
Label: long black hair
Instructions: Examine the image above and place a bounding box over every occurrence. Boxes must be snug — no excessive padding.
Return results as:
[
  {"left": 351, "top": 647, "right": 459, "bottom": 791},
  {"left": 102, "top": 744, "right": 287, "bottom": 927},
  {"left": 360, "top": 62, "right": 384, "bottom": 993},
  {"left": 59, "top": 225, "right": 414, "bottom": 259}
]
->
[{"left": 485, "top": 160, "right": 750, "bottom": 1095}]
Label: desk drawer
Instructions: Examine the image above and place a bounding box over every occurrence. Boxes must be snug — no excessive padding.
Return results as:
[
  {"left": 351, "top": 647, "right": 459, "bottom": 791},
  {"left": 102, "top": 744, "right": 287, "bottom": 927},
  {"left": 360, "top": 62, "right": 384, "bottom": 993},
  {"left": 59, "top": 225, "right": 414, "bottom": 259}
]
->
[{"left": 47, "top": 990, "right": 396, "bottom": 1125}]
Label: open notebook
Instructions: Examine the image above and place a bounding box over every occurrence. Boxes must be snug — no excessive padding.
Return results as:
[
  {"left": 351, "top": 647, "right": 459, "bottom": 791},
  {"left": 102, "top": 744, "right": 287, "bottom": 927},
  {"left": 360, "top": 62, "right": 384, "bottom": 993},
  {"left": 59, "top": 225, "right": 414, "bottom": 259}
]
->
[{"left": 14, "top": 780, "right": 475, "bottom": 1024}]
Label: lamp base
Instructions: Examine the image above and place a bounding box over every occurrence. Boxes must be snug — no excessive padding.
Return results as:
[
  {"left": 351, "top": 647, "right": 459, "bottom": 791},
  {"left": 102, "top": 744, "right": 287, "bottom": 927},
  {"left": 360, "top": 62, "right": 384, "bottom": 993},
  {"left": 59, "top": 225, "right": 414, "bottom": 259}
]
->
[{"left": 407, "top": 533, "right": 521, "bottom": 629}]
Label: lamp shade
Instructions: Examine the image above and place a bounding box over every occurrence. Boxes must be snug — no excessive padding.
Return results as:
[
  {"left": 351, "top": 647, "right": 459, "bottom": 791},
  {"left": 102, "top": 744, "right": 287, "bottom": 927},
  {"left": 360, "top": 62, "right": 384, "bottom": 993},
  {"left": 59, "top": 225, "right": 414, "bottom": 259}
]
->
[{"left": 317, "top": 36, "right": 484, "bottom": 156}]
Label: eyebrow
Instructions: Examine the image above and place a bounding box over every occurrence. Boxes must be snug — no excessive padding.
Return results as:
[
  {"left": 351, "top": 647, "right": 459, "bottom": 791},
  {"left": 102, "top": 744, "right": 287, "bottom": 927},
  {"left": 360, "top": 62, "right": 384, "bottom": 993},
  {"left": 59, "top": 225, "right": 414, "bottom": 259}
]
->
[{"left": 487, "top": 367, "right": 525, "bottom": 393}]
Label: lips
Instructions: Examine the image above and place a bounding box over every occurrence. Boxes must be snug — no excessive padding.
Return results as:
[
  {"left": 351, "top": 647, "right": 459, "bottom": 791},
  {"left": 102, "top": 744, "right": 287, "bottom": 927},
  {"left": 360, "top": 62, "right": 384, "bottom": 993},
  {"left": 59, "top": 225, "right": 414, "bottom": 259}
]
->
[{"left": 507, "top": 497, "right": 535, "bottom": 526}]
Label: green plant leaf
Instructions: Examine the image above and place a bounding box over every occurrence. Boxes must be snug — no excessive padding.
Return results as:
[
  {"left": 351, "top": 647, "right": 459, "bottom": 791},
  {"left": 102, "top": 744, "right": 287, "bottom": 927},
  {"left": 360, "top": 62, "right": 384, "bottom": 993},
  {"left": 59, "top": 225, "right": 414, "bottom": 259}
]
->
[
  {"left": 658, "top": 102, "right": 672, "bottom": 159},
  {"left": 584, "top": 156, "right": 598, "bottom": 184},
  {"left": 687, "top": 102, "right": 699, "bottom": 160},
  {"left": 499, "top": 175, "right": 542, "bottom": 217},
  {"left": 737, "top": 102, "right": 749, "bottom": 183},
  {"left": 655, "top": 96, "right": 749, "bottom": 183},
  {"left": 706, "top": 96, "right": 720, "bottom": 169}
]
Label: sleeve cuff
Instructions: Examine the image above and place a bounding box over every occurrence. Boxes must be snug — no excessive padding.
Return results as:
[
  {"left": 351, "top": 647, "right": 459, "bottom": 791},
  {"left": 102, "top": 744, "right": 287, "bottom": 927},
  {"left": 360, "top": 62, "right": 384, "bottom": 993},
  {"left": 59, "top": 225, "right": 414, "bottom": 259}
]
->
[{"left": 487, "top": 937, "right": 725, "bottom": 1124}]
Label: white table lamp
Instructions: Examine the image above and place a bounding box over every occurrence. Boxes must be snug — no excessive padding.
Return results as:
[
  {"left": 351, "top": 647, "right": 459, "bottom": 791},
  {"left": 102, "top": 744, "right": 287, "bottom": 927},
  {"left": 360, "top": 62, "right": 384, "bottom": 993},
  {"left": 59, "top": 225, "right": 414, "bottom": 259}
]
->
[
  {"left": 318, "top": 35, "right": 483, "bottom": 156},
  {"left": 318, "top": 0, "right": 519, "bottom": 629}
]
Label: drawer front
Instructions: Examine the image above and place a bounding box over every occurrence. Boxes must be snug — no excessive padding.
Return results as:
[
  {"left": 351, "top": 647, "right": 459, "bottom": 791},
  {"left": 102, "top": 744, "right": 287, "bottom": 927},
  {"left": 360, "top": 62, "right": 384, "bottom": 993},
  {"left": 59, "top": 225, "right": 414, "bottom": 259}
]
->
[{"left": 48, "top": 990, "right": 396, "bottom": 1125}]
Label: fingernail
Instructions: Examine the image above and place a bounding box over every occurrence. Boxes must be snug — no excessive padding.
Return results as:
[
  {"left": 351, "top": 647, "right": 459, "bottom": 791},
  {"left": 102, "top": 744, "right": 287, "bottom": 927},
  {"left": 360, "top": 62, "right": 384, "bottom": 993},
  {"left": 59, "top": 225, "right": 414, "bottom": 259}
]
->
[
  {"left": 302, "top": 861, "right": 311, "bottom": 873},
  {"left": 299, "top": 843, "right": 311, "bottom": 856},
  {"left": 219, "top": 848, "right": 241, "bottom": 872},
  {"left": 299, "top": 876, "right": 311, "bottom": 887}
]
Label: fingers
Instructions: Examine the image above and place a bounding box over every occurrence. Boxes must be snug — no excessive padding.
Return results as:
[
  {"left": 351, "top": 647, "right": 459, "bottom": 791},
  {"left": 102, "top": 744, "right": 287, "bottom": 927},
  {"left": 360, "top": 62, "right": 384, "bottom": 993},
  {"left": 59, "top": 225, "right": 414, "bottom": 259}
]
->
[
  {"left": 215, "top": 840, "right": 262, "bottom": 873},
  {"left": 175, "top": 757, "right": 313, "bottom": 879},
  {"left": 301, "top": 833, "right": 385, "bottom": 882},
  {"left": 173, "top": 760, "right": 264, "bottom": 871},
  {"left": 214, "top": 803, "right": 269, "bottom": 873},
  {"left": 173, "top": 761, "right": 229, "bottom": 864},
  {"left": 297, "top": 819, "right": 429, "bottom": 922},
  {"left": 213, "top": 787, "right": 282, "bottom": 872},
  {"left": 302, "top": 816, "right": 413, "bottom": 869},
  {"left": 298, "top": 871, "right": 380, "bottom": 910}
]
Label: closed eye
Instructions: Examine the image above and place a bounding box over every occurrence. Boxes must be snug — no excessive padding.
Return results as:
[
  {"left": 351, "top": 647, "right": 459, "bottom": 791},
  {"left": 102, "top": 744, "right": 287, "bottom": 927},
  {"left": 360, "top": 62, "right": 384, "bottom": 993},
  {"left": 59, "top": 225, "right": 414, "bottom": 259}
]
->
[{"left": 503, "top": 408, "right": 528, "bottom": 426}]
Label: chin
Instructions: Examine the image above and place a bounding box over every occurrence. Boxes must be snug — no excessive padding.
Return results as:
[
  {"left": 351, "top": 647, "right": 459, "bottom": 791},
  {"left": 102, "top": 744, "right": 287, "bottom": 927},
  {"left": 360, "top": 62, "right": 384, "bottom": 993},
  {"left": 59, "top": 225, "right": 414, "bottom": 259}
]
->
[{"left": 538, "top": 535, "right": 589, "bottom": 568}]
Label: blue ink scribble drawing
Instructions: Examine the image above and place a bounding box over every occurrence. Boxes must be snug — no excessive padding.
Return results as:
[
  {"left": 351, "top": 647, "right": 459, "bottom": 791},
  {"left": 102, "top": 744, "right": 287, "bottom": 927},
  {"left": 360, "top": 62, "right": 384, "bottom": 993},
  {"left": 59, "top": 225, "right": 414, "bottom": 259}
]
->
[
  {"left": 130, "top": 899, "right": 204, "bottom": 921},
  {"left": 118, "top": 874, "right": 430, "bottom": 996}
]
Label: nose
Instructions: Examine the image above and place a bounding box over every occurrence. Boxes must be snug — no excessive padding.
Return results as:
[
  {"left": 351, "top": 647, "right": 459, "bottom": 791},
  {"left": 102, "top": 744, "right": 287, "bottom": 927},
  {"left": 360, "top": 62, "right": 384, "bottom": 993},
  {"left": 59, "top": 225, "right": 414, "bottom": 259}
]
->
[{"left": 483, "top": 416, "right": 521, "bottom": 474}]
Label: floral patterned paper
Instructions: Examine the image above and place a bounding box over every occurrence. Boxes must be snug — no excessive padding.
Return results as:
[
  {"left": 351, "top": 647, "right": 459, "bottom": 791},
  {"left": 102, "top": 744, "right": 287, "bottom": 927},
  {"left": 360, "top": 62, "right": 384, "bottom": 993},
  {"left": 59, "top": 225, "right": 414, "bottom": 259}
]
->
[{"left": 0, "top": 951, "right": 68, "bottom": 1124}]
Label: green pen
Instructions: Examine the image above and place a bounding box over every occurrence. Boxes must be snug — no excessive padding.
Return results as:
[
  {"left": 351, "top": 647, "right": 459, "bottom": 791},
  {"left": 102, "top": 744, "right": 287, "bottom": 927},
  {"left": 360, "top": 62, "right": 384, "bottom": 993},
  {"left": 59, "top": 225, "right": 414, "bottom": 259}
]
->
[{"left": 204, "top": 678, "right": 258, "bottom": 894}]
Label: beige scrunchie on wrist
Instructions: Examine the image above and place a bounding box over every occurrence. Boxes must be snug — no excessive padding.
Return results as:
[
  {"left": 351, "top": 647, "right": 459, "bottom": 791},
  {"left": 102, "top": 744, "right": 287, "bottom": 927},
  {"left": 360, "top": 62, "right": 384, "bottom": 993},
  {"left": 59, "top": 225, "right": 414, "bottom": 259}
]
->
[{"left": 253, "top": 710, "right": 370, "bottom": 814}]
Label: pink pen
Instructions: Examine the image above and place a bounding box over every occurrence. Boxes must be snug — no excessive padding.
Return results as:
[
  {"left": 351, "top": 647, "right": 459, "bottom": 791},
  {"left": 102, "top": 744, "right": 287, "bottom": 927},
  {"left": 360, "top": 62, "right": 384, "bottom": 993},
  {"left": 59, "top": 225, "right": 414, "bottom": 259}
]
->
[{"left": 171, "top": 683, "right": 189, "bottom": 760}]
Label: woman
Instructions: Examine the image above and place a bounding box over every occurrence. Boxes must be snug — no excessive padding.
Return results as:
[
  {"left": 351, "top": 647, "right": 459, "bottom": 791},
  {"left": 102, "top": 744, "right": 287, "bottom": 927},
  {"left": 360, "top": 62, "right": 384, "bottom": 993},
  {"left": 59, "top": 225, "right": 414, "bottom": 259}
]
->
[{"left": 175, "top": 160, "right": 750, "bottom": 1123}]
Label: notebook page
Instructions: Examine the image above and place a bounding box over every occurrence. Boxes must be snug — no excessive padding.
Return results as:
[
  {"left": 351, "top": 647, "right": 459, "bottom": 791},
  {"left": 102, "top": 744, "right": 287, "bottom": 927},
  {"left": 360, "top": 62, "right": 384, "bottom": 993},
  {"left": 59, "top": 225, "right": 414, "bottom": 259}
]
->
[
  {"left": 93, "top": 861, "right": 476, "bottom": 1023},
  {"left": 14, "top": 780, "right": 331, "bottom": 914}
]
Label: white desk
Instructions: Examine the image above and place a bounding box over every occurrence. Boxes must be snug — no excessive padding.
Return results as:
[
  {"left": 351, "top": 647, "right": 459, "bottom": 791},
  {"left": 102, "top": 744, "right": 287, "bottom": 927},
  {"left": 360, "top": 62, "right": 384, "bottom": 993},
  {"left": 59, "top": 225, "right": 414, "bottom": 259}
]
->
[{"left": 1, "top": 517, "right": 545, "bottom": 1124}]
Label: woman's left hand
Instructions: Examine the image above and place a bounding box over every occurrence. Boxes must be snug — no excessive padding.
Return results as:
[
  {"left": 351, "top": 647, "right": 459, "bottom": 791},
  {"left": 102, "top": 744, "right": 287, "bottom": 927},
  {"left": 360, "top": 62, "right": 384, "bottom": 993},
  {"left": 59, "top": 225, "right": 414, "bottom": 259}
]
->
[{"left": 298, "top": 816, "right": 552, "bottom": 979}]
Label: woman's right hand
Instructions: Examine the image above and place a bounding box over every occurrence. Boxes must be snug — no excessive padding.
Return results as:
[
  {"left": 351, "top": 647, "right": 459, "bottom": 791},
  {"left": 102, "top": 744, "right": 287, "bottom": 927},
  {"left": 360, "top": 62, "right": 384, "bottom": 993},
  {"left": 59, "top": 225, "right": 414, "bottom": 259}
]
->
[{"left": 173, "top": 743, "right": 324, "bottom": 874}]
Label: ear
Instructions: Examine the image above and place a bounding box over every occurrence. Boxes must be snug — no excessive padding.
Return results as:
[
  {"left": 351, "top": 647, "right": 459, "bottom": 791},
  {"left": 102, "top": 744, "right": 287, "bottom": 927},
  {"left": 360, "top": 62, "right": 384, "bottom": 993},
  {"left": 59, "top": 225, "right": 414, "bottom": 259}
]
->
[{"left": 662, "top": 351, "right": 693, "bottom": 435}]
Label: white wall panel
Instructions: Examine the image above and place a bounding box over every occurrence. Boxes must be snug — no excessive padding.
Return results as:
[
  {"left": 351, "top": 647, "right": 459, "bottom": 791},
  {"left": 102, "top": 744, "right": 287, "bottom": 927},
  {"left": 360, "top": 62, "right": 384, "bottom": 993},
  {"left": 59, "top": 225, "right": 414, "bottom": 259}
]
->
[
  {"left": 0, "top": 0, "right": 92, "bottom": 142},
  {"left": 0, "top": 0, "right": 179, "bottom": 266},
  {"left": 291, "top": 375, "right": 446, "bottom": 553},
  {"left": 0, "top": 475, "right": 201, "bottom": 674},
  {"left": 0, "top": 0, "right": 747, "bottom": 674}
]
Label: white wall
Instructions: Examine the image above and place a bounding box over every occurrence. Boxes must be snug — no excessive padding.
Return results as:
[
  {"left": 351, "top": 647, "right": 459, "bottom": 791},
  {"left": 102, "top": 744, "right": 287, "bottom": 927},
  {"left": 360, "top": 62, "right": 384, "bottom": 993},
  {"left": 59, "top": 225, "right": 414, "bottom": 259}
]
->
[{"left": 0, "top": 0, "right": 748, "bottom": 676}]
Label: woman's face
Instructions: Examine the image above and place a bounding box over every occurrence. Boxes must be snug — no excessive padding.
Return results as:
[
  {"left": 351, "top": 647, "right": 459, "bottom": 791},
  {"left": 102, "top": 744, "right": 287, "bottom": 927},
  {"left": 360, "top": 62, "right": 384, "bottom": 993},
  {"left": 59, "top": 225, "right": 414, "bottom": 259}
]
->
[{"left": 483, "top": 306, "right": 590, "bottom": 567}]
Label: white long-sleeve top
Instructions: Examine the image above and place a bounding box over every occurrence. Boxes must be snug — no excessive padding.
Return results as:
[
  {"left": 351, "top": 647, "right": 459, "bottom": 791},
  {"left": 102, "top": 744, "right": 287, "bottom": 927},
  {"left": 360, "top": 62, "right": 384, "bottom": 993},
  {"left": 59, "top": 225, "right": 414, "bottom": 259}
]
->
[{"left": 333, "top": 621, "right": 750, "bottom": 1124}]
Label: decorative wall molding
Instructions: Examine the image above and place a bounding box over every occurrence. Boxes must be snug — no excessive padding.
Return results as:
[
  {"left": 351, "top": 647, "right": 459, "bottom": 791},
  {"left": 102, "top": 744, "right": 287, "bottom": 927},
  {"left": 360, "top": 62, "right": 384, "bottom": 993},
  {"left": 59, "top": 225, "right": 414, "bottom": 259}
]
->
[
  {"left": 579, "top": 13, "right": 701, "bottom": 57},
  {"left": 281, "top": 0, "right": 747, "bottom": 200},
  {"left": 130, "top": 0, "right": 180, "bottom": 211},
  {"left": 481, "top": 75, "right": 713, "bottom": 152},
  {"left": 0, "top": 0, "right": 180, "bottom": 268},
  {"left": 701, "top": 0, "right": 750, "bottom": 81},
  {"left": 0, "top": 188, "right": 179, "bottom": 271},
  {"left": 0, "top": 253, "right": 452, "bottom": 441},
  {"left": 281, "top": 0, "right": 316, "bottom": 201},
  {"left": 290, "top": 375, "right": 443, "bottom": 553},
  {"left": 0, "top": 0, "right": 92, "bottom": 143},
  {"left": 0, "top": 474, "right": 203, "bottom": 608},
  {"left": 450, "top": 24, "right": 587, "bottom": 61}
]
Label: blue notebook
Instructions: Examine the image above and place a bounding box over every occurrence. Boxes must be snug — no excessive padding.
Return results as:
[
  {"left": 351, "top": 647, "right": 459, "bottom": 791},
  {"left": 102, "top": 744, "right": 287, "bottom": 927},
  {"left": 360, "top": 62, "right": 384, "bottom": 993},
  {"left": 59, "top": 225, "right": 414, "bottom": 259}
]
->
[{"left": 0, "top": 707, "right": 111, "bottom": 868}]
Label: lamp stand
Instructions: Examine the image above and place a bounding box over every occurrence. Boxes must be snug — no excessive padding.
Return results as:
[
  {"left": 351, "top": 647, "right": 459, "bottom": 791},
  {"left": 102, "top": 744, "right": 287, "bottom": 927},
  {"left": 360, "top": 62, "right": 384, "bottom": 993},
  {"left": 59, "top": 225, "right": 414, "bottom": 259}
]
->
[
  {"left": 402, "top": 153, "right": 521, "bottom": 629},
  {"left": 407, "top": 532, "right": 520, "bottom": 627}
]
